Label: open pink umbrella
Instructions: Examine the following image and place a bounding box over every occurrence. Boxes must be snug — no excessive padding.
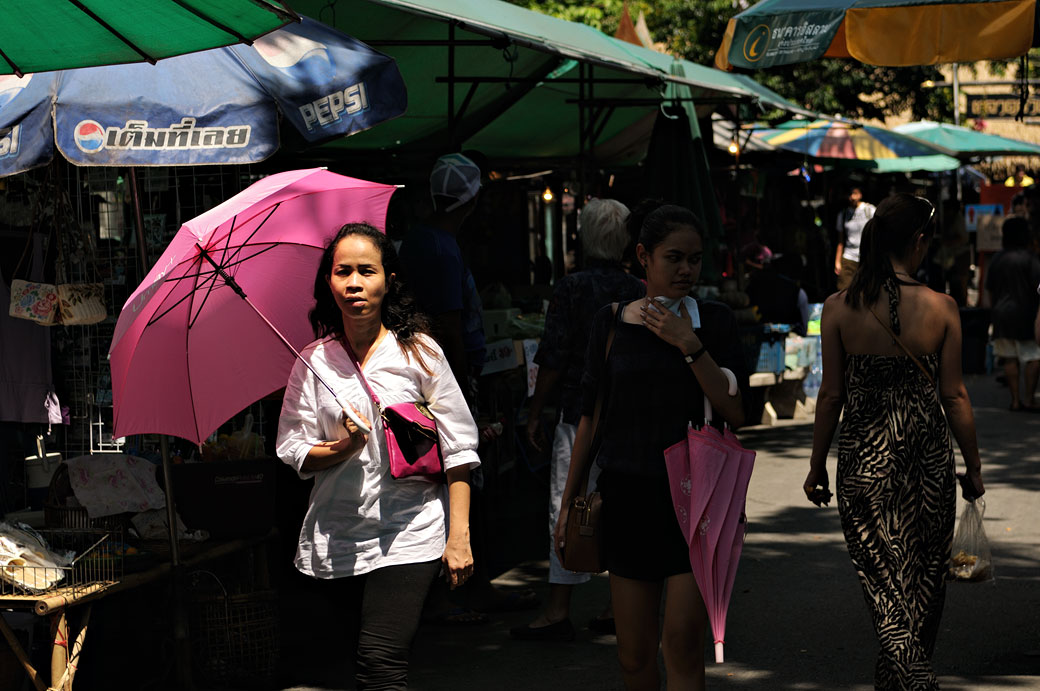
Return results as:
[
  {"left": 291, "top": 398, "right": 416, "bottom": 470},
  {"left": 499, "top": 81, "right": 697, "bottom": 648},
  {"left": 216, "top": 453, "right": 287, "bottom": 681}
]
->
[
  {"left": 109, "top": 167, "right": 397, "bottom": 444},
  {"left": 664, "top": 370, "right": 755, "bottom": 663}
]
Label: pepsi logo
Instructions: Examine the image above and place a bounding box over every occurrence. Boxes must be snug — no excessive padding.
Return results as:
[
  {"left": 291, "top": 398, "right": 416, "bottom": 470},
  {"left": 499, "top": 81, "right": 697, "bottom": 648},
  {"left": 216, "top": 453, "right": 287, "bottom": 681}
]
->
[
  {"left": 0, "top": 73, "right": 31, "bottom": 110},
  {"left": 74, "top": 120, "right": 106, "bottom": 153},
  {"left": 254, "top": 32, "right": 334, "bottom": 82}
]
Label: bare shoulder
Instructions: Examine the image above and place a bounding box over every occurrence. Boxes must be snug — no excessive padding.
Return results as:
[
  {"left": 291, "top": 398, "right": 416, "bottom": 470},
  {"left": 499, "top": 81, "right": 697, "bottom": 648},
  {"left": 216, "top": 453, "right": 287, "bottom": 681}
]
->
[
  {"left": 821, "top": 291, "right": 848, "bottom": 318},
  {"left": 924, "top": 288, "right": 959, "bottom": 318}
]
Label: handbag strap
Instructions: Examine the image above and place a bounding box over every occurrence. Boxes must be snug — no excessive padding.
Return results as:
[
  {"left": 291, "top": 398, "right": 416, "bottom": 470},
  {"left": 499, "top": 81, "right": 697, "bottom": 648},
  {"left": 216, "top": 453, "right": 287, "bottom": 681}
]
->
[
  {"left": 11, "top": 228, "right": 37, "bottom": 280},
  {"left": 11, "top": 181, "right": 53, "bottom": 280},
  {"left": 577, "top": 302, "right": 622, "bottom": 497},
  {"left": 340, "top": 337, "right": 384, "bottom": 411},
  {"left": 869, "top": 307, "right": 935, "bottom": 388}
]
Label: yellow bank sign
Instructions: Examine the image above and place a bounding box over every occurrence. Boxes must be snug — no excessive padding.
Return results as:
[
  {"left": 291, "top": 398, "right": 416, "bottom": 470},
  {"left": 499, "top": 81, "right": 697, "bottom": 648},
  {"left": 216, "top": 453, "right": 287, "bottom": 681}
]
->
[{"left": 742, "top": 25, "right": 771, "bottom": 63}]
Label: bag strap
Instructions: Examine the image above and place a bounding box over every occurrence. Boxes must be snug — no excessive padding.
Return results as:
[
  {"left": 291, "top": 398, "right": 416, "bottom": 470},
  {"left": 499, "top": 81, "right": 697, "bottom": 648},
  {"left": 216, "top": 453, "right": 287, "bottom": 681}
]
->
[
  {"left": 11, "top": 228, "right": 36, "bottom": 280},
  {"left": 340, "top": 338, "right": 384, "bottom": 411},
  {"left": 577, "top": 302, "right": 622, "bottom": 497},
  {"left": 11, "top": 178, "right": 52, "bottom": 280},
  {"left": 869, "top": 307, "right": 935, "bottom": 388}
]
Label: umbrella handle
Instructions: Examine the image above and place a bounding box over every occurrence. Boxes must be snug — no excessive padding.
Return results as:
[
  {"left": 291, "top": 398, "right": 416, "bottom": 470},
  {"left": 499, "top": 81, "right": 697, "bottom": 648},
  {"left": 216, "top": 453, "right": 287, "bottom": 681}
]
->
[{"left": 703, "top": 368, "right": 739, "bottom": 426}]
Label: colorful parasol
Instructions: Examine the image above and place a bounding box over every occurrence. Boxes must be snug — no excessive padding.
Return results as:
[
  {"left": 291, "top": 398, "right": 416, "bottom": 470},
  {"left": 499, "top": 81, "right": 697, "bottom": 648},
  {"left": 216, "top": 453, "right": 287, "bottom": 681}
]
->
[{"left": 752, "top": 119, "right": 945, "bottom": 160}]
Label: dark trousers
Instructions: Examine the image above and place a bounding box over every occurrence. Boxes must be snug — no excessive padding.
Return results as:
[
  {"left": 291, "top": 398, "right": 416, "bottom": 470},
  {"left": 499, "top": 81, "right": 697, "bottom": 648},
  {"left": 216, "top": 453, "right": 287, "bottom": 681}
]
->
[{"left": 325, "top": 559, "right": 440, "bottom": 690}]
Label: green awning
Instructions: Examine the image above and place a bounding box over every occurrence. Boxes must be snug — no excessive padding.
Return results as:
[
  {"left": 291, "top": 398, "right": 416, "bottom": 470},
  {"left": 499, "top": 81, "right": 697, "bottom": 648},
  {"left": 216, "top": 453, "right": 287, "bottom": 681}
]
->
[
  {"left": 869, "top": 155, "right": 961, "bottom": 173},
  {"left": 290, "top": 0, "right": 814, "bottom": 162},
  {"left": 894, "top": 121, "right": 1040, "bottom": 159},
  {"left": 0, "top": 1, "right": 296, "bottom": 76}
]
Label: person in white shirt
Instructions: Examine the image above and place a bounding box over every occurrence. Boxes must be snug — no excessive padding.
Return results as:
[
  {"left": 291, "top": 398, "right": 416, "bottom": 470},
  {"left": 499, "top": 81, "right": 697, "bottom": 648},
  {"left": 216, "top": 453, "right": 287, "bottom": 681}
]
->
[
  {"left": 835, "top": 186, "right": 876, "bottom": 291},
  {"left": 277, "top": 222, "right": 479, "bottom": 689}
]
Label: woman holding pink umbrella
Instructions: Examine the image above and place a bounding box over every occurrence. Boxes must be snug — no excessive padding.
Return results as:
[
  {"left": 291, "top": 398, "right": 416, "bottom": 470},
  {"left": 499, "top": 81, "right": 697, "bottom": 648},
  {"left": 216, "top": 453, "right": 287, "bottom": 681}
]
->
[
  {"left": 276, "top": 223, "right": 479, "bottom": 689},
  {"left": 556, "top": 203, "right": 748, "bottom": 690}
]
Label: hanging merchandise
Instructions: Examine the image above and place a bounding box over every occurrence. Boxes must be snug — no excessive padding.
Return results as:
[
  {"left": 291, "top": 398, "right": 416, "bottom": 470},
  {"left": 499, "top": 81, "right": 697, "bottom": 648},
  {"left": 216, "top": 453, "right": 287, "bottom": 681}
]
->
[
  {"left": 7, "top": 270, "right": 58, "bottom": 325},
  {"left": 24, "top": 435, "right": 62, "bottom": 510},
  {"left": 7, "top": 195, "right": 58, "bottom": 325},
  {"left": 56, "top": 283, "right": 106, "bottom": 325},
  {"left": 54, "top": 184, "right": 107, "bottom": 326}
]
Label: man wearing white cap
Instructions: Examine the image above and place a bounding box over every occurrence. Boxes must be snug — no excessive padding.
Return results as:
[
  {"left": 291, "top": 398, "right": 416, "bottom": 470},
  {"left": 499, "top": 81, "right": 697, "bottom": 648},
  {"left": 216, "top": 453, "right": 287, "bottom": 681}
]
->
[{"left": 400, "top": 153, "right": 486, "bottom": 396}]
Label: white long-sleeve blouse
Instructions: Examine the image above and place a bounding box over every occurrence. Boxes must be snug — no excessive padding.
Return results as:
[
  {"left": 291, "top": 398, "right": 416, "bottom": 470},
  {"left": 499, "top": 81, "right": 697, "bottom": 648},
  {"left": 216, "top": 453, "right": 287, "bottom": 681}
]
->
[{"left": 276, "top": 332, "right": 480, "bottom": 578}]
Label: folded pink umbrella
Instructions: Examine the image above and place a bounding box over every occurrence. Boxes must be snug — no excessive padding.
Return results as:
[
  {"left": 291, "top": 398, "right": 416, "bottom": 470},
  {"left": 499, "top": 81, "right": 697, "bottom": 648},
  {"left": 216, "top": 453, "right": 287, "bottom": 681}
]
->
[
  {"left": 664, "top": 371, "right": 755, "bottom": 663},
  {"left": 109, "top": 168, "right": 397, "bottom": 444},
  {"left": 664, "top": 424, "right": 730, "bottom": 545}
]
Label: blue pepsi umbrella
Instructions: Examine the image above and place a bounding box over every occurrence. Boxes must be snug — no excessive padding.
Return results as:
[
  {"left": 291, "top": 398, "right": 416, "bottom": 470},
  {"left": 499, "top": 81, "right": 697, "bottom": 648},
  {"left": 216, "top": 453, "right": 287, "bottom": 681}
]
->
[{"left": 0, "top": 17, "right": 406, "bottom": 176}]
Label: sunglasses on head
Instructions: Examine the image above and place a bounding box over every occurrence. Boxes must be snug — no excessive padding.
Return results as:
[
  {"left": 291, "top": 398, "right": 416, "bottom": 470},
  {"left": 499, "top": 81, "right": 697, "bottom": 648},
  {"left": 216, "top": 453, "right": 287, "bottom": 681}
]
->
[{"left": 917, "top": 197, "right": 935, "bottom": 231}]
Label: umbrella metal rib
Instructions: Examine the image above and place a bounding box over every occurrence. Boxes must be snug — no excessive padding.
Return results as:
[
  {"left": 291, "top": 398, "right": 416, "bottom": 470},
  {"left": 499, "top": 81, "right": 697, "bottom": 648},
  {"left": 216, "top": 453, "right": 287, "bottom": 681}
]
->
[
  {"left": 193, "top": 244, "right": 371, "bottom": 433},
  {"left": 169, "top": 0, "right": 255, "bottom": 44},
  {"left": 67, "top": 0, "right": 157, "bottom": 64}
]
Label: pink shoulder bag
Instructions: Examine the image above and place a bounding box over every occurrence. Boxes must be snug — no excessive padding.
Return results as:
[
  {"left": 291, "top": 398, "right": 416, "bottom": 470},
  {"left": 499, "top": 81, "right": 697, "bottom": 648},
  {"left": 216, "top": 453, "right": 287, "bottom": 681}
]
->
[{"left": 343, "top": 341, "right": 444, "bottom": 481}]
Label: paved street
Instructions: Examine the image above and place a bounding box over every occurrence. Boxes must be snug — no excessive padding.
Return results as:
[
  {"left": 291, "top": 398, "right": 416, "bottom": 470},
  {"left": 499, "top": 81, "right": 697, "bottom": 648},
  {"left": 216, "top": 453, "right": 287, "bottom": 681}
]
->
[{"left": 278, "top": 373, "right": 1040, "bottom": 690}]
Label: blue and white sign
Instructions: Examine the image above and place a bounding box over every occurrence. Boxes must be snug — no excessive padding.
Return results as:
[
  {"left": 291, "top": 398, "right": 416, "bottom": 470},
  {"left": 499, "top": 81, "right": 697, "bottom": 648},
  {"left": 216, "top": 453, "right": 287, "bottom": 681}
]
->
[{"left": 0, "top": 18, "right": 406, "bottom": 175}]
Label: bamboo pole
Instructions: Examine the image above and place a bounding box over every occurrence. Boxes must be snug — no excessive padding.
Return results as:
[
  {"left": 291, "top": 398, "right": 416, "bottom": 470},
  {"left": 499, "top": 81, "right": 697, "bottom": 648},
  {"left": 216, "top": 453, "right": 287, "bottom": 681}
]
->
[
  {"left": 34, "top": 583, "right": 110, "bottom": 616},
  {"left": 50, "top": 612, "right": 68, "bottom": 691},
  {"left": 52, "top": 606, "right": 90, "bottom": 690},
  {"left": 0, "top": 613, "right": 47, "bottom": 691}
]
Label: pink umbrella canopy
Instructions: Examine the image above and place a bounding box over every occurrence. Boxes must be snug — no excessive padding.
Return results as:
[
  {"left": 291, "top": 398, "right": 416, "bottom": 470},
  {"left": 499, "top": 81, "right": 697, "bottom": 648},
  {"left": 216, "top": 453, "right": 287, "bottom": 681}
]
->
[
  {"left": 109, "top": 168, "right": 397, "bottom": 444},
  {"left": 664, "top": 404, "right": 755, "bottom": 664}
]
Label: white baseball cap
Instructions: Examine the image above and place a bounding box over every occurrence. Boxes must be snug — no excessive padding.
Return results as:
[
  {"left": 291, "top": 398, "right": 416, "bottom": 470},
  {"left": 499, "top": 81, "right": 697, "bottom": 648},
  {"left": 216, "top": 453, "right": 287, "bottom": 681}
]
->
[{"left": 430, "top": 153, "right": 482, "bottom": 212}]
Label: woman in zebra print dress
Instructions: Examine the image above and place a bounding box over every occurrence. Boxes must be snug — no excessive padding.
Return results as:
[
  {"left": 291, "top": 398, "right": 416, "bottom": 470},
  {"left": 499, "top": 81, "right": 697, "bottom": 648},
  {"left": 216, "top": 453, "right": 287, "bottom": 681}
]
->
[{"left": 805, "top": 193, "right": 985, "bottom": 690}]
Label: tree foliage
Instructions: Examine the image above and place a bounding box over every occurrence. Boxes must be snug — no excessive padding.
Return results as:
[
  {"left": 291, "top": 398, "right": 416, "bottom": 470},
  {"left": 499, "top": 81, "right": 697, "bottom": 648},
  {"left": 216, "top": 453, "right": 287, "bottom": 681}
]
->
[{"left": 506, "top": 0, "right": 953, "bottom": 121}]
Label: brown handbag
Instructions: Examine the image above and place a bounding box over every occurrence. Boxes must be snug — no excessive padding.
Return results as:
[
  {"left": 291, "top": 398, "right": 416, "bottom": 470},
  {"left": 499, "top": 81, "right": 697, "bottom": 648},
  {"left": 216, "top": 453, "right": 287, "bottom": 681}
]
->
[{"left": 561, "top": 304, "right": 620, "bottom": 574}]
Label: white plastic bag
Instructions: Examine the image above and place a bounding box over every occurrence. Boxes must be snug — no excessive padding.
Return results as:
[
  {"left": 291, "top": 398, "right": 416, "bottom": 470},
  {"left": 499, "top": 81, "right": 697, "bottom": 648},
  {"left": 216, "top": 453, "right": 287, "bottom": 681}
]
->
[{"left": 949, "top": 498, "right": 993, "bottom": 583}]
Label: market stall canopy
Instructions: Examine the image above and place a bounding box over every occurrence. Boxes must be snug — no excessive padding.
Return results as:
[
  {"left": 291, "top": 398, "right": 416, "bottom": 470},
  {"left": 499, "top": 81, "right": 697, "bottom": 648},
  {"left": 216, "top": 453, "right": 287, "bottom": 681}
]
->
[
  {"left": 752, "top": 118, "right": 947, "bottom": 160},
  {"left": 894, "top": 121, "right": 1040, "bottom": 159},
  {"left": 294, "top": 0, "right": 815, "bottom": 163},
  {"left": 0, "top": 0, "right": 298, "bottom": 76},
  {"left": 0, "top": 18, "right": 406, "bottom": 176},
  {"left": 716, "top": 0, "right": 1038, "bottom": 71},
  {"left": 869, "top": 155, "right": 961, "bottom": 172}
]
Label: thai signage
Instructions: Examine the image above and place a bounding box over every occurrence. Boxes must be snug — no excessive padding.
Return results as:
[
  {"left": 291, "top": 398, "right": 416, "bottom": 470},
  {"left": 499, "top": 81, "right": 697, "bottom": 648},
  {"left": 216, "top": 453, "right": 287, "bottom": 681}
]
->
[
  {"left": 966, "top": 93, "right": 1040, "bottom": 119},
  {"left": 725, "top": 12, "right": 845, "bottom": 69}
]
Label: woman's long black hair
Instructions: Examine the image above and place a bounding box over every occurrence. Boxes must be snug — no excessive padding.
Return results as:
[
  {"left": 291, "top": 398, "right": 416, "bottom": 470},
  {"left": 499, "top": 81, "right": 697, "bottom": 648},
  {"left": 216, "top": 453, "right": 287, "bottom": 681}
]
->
[
  {"left": 628, "top": 200, "right": 703, "bottom": 252},
  {"left": 845, "top": 193, "right": 935, "bottom": 319},
  {"left": 310, "top": 222, "right": 436, "bottom": 373}
]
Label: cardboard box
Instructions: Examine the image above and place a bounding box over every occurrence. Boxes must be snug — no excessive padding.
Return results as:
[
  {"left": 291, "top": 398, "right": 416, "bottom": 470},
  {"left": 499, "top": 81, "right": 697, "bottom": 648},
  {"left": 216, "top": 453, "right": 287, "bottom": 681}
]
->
[
  {"left": 172, "top": 459, "right": 276, "bottom": 539},
  {"left": 483, "top": 308, "right": 521, "bottom": 341}
]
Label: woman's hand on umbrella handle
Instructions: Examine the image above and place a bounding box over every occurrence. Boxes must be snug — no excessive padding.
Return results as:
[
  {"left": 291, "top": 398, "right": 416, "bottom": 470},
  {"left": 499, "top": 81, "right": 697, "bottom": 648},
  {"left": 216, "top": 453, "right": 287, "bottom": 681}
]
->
[
  {"left": 340, "top": 407, "right": 371, "bottom": 458},
  {"left": 803, "top": 467, "right": 832, "bottom": 507},
  {"left": 553, "top": 503, "right": 569, "bottom": 564},
  {"left": 343, "top": 403, "right": 372, "bottom": 434}
]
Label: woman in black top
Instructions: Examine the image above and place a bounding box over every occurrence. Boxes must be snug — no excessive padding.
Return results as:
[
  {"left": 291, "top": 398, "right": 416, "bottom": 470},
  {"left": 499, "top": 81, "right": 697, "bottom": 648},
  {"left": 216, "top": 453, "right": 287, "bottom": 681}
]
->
[{"left": 556, "top": 204, "right": 747, "bottom": 690}]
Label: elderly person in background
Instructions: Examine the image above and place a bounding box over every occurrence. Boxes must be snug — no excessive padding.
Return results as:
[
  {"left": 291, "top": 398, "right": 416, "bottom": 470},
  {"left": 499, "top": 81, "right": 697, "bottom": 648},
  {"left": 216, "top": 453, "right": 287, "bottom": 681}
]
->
[{"left": 511, "top": 198, "right": 645, "bottom": 641}]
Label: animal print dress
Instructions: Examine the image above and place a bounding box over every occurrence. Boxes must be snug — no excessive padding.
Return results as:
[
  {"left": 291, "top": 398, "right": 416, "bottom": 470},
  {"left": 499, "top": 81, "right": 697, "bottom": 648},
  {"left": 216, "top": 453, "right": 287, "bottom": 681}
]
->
[{"left": 838, "top": 344, "right": 956, "bottom": 690}]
